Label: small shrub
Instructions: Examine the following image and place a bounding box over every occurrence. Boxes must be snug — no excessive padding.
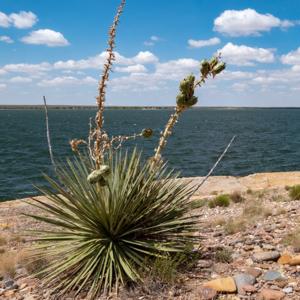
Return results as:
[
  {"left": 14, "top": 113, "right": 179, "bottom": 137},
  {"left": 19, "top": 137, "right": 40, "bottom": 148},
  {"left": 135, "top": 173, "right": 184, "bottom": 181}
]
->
[
  {"left": 242, "top": 201, "right": 263, "bottom": 217},
  {"left": 0, "top": 252, "right": 17, "bottom": 278},
  {"left": 271, "top": 194, "right": 286, "bottom": 202},
  {"left": 242, "top": 201, "right": 273, "bottom": 220},
  {"left": 209, "top": 194, "right": 230, "bottom": 208},
  {"left": 146, "top": 255, "right": 183, "bottom": 284},
  {"left": 246, "top": 188, "right": 253, "bottom": 194},
  {"left": 281, "top": 229, "right": 300, "bottom": 249},
  {"left": 224, "top": 218, "right": 247, "bottom": 235},
  {"left": 143, "top": 244, "right": 200, "bottom": 285},
  {"left": 212, "top": 217, "right": 227, "bottom": 227},
  {"left": 230, "top": 191, "right": 244, "bottom": 203},
  {"left": 257, "top": 190, "right": 266, "bottom": 199},
  {"left": 215, "top": 248, "right": 233, "bottom": 263},
  {"left": 190, "top": 198, "right": 207, "bottom": 209},
  {"left": 289, "top": 185, "right": 300, "bottom": 200},
  {"left": 285, "top": 185, "right": 291, "bottom": 191},
  {"left": 0, "top": 235, "right": 7, "bottom": 246},
  {"left": 18, "top": 250, "right": 49, "bottom": 277},
  {"left": 274, "top": 207, "right": 287, "bottom": 215}
]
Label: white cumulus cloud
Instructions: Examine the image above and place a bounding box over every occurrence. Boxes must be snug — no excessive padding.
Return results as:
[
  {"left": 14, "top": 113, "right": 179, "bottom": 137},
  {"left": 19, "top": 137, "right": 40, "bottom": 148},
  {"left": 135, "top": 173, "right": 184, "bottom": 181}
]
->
[
  {"left": 0, "top": 35, "right": 14, "bottom": 43},
  {"left": 0, "top": 12, "right": 10, "bottom": 27},
  {"left": 218, "top": 43, "right": 275, "bottom": 66},
  {"left": 38, "top": 76, "right": 97, "bottom": 87},
  {"left": 133, "top": 51, "right": 158, "bottom": 64},
  {"left": 281, "top": 47, "right": 300, "bottom": 65},
  {"left": 2, "top": 62, "right": 51, "bottom": 74},
  {"left": 0, "top": 11, "right": 37, "bottom": 29},
  {"left": 144, "top": 35, "right": 162, "bottom": 46},
  {"left": 21, "top": 29, "right": 69, "bottom": 47},
  {"left": 188, "top": 37, "right": 220, "bottom": 48},
  {"left": 9, "top": 76, "right": 33, "bottom": 83},
  {"left": 9, "top": 11, "right": 38, "bottom": 29},
  {"left": 0, "top": 83, "right": 6, "bottom": 90},
  {"left": 214, "top": 9, "right": 295, "bottom": 36},
  {"left": 115, "top": 64, "right": 147, "bottom": 73},
  {"left": 54, "top": 51, "right": 158, "bottom": 70}
]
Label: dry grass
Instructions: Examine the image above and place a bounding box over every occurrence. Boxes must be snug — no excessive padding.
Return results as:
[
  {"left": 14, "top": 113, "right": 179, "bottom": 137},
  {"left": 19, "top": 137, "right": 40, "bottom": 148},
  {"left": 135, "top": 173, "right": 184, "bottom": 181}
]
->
[
  {"left": 212, "top": 217, "right": 227, "bottom": 227},
  {"left": 0, "top": 251, "right": 17, "bottom": 278},
  {"left": 214, "top": 248, "right": 233, "bottom": 263},
  {"left": 0, "top": 234, "right": 7, "bottom": 246},
  {"left": 242, "top": 201, "right": 272, "bottom": 218},
  {"left": 209, "top": 194, "right": 230, "bottom": 208},
  {"left": 246, "top": 188, "right": 253, "bottom": 194},
  {"left": 230, "top": 191, "right": 244, "bottom": 203},
  {"left": 10, "top": 234, "right": 26, "bottom": 243},
  {"left": 18, "top": 249, "right": 49, "bottom": 277},
  {"left": 224, "top": 218, "right": 247, "bottom": 235},
  {"left": 289, "top": 185, "right": 300, "bottom": 200},
  {"left": 281, "top": 228, "right": 300, "bottom": 249}
]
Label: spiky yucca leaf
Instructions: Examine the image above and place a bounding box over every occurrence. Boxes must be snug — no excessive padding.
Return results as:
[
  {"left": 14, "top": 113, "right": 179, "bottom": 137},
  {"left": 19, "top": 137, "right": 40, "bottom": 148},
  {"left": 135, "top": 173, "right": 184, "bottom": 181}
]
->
[{"left": 27, "top": 150, "right": 200, "bottom": 298}]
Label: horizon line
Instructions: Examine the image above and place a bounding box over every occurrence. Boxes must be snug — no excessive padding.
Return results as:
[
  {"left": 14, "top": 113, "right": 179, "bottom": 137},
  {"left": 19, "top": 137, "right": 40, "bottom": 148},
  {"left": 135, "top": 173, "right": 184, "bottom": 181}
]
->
[{"left": 1, "top": 105, "right": 300, "bottom": 109}]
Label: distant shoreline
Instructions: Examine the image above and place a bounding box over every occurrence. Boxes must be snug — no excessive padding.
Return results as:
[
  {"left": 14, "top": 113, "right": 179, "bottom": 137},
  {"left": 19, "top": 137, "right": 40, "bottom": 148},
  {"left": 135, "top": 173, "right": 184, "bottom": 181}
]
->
[{"left": 1, "top": 105, "right": 300, "bottom": 110}]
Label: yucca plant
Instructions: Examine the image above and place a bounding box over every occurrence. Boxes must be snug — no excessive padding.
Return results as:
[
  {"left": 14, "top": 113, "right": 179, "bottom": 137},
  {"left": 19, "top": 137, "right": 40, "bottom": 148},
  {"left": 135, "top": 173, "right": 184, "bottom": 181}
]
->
[{"left": 27, "top": 150, "right": 200, "bottom": 298}]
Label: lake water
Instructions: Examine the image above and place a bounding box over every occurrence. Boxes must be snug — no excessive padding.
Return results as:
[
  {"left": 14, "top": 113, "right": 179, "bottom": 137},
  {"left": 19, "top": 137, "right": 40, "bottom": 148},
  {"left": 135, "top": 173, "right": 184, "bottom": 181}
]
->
[{"left": 1, "top": 108, "right": 300, "bottom": 201}]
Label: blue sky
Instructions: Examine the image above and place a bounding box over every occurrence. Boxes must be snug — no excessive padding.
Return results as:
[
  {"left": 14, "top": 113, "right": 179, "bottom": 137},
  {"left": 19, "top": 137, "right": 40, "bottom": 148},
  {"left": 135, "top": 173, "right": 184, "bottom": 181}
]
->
[{"left": 0, "top": 0, "right": 300, "bottom": 106}]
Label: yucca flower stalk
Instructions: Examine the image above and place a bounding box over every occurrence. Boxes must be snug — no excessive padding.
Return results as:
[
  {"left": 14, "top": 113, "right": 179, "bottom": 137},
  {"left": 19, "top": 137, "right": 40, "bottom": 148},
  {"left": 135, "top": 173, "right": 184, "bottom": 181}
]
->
[
  {"left": 153, "top": 56, "right": 226, "bottom": 163},
  {"left": 27, "top": 150, "right": 200, "bottom": 298}
]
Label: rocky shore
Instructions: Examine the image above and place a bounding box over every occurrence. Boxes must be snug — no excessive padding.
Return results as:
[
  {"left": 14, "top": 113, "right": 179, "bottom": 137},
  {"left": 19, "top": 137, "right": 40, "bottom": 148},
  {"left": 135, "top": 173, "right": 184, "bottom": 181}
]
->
[{"left": 1, "top": 171, "right": 300, "bottom": 299}]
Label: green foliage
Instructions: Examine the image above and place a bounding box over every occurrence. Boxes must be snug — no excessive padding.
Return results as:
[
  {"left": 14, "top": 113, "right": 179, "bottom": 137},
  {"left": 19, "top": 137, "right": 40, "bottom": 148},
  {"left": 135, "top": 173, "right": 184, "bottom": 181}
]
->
[
  {"left": 208, "top": 194, "right": 230, "bottom": 208},
  {"left": 190, "top": 198, "right": 207, "bottom": 209},
  {"left": 27, "top": 150, "right": 200, "bottom": 298},
  {"left": 289, "top": 184, "right": 300, "bottom": 200},
  {"left": 214, "top": 248, "right": 233, "bottom": 263},
  {"left": 176, "top": 74, "right": 198, "bottom": 108},
  {"left": 144, "top": 244, "right": 201, "bottom": 285}
]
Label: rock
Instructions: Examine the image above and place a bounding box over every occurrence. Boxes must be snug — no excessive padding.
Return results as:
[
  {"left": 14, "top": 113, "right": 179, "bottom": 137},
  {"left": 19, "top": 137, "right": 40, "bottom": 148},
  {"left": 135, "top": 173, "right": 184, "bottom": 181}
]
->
[
  {"left": 197, "top": 260, "right": 213, "bottom": 268},
  {"left": 253, "top": 251, "right": 280, "bottom": 262},
  {"left": 4, "top": 279, "right": 14, "bottom": 288},
  {"left": 233, "top": 273, "right": 256, "bottom": 294},
  {"left": 3, "top": 290, "right": 15, "bottom": 298},
  {"left": 262, "top": 270, "right": 285, "bottom": 281},
  {"left": 262, "top": 244, "right": 276, "bottom": 250},
  {"left": 245, "top": 267, "right": 262, "bottom": 278},
  {"left": 276, "top": 279, "right": 288, "bottom": 288},
  {"left": 203, "top": 277, "right": 236, "bottom": 293},
  {"left": 289, "top": 255, "right": 300, "bottom": 266},
  {"left": 282, "top": 286, "right": 293, "bottom": 294},
  {"left": 258, "top": 288, "right": 285, "bottom": 300},
  {"left": 242, "top": 284, "right": 257, "bottom": 293},
  {"left": 198, "top": 286, "right": 217, "bottom": 299},
  {"left": 278, "top": 253, "right": 292, "bottom": 265}
]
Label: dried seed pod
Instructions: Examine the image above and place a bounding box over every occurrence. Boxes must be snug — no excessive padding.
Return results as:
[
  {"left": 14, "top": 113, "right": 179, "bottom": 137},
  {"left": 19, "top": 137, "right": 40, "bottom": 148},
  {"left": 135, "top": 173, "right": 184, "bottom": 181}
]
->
[
  {"left": 209, "top": 57, "right": 219, "bottom": 69},
  {"left": 141, "top": 128, "right": 153, "bottom": 138},
  {"left": 179, "top": 74, "right": 195, "bottom": 96},
  {"left": 176, "top": 93, "right": 198, "bottom": 108},
  {"left": 176, "top": 93, "right": 188, "bottom": 107},
  {"left": 87, "top": 165, "right": 110, "bottom": 184},
  {"left": 212, "top": 62, "right": 226, "bottom": 76},
  {"left": 186, "top": 95, "right": 198, "bottom": 107},
  {"left": 200, "top": 60, "right": 210, "bottom": 77}
]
